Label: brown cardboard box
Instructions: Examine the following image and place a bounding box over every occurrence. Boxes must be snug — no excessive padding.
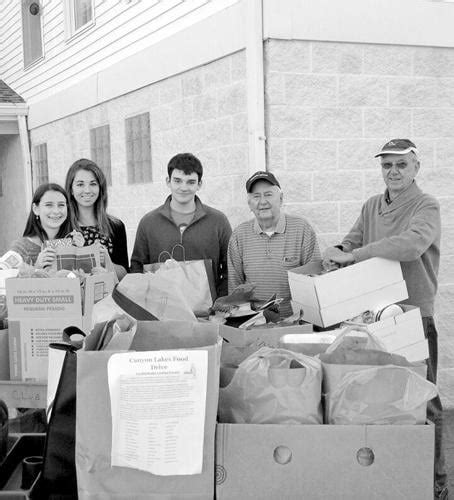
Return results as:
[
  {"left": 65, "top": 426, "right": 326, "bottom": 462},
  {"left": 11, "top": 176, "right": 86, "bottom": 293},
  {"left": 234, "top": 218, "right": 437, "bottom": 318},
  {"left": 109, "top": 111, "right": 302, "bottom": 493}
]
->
[
  {"left": 215, "top": 423, "right": 434, "bottom": 500},
  {"left": 288, "top": 258, "right": 408, "bottom": 327}
]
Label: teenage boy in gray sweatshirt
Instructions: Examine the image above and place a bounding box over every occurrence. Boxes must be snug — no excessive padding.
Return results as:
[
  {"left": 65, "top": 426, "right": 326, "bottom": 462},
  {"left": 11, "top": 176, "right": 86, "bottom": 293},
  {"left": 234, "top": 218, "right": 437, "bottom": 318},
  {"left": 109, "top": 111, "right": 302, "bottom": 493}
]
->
[
  {"left": 323, "top": 138, "right": 447, "bottom": 500},
  {"left": 130, "top": 153, "right": 232, "bottom": 297}
]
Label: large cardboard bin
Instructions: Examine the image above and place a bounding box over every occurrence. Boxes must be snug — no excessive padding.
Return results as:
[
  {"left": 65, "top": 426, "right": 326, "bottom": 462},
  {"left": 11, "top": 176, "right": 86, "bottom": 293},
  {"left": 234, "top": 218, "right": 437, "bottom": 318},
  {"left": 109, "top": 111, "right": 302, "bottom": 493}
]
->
[
  {"left": 215, "top": 423, "right": 434, "bottom": 500},
  {"left": 288, "top": 258, "right": 408, "bottom": 327}
]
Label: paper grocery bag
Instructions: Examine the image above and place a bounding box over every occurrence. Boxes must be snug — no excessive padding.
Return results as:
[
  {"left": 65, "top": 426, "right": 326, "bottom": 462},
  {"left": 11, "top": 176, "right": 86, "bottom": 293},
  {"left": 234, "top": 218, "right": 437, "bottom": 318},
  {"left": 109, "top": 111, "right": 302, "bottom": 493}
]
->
[
  {"left": 145, "top": 257, "right": 216, "bottom": 317},
  {"left": 76, "top": 320, "right": 221, "bottom": 500}
]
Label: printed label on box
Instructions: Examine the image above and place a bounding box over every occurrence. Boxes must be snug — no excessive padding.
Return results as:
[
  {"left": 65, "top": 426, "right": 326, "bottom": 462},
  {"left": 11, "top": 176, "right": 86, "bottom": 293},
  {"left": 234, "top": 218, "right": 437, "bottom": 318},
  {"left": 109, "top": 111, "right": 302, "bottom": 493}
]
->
[
  {"left": 8, "top": 316, "right": 81, "bottom": 381},
  {"left": 6, "top": 277, "right": 82, "bottom": 318}
]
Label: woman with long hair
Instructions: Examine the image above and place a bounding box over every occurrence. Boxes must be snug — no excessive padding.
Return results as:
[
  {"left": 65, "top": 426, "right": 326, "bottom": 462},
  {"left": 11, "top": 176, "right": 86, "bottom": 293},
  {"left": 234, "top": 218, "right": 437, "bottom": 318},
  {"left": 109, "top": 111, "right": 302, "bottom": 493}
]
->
[
  {"left": 65, "top": 158, "right": 128, "bottom": 279},
  {"left": 10, "top": 183, "right": 72, "bottom": 268}
]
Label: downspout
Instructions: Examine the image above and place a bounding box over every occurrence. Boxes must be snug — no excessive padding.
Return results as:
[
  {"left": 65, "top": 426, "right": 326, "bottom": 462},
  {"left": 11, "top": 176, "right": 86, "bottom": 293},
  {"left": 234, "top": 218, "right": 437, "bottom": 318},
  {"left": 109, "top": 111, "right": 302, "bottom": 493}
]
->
[
  {"left": 17, "top": 113, "right": 33, "bottom": 209},
  {"left": 245, "top": 0, "right": 266, "bottom": 173}
]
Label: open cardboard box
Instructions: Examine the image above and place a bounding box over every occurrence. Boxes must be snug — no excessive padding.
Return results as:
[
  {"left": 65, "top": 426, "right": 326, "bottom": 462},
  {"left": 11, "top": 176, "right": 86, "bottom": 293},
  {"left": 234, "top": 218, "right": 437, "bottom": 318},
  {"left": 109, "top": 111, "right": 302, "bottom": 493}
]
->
[
  {"left": 288, "top": 258, "right": 408, "bottom": 328},
  {"left": 361, "top": 305, "right": 428, "bottom": 362},
  {"left": 215, "top": 423, "right": 434, "bottom": 500}
]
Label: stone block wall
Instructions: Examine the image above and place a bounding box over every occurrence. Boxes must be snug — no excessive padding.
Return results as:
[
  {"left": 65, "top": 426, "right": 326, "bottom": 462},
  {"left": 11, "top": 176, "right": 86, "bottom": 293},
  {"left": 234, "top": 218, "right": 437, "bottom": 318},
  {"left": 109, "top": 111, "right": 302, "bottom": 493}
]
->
[
  {"left": 264, "top": 39, "right": 454, "bottom": 379},
  {"left": 30, "top": 50, "right": 249, "bottom": 251}
]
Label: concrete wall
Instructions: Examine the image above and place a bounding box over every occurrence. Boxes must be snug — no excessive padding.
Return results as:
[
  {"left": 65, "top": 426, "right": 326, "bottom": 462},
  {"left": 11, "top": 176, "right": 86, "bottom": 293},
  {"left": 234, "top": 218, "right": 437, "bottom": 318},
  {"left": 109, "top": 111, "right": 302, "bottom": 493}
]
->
[
  {"left": 29, "top": 51, "right": 249, "bottom": 252},
  {"left": 264, "top": 39, "right": 454, "bottom": 366},
  {"left": 0, "top": 135, "right": 27, "bottom": 254}
]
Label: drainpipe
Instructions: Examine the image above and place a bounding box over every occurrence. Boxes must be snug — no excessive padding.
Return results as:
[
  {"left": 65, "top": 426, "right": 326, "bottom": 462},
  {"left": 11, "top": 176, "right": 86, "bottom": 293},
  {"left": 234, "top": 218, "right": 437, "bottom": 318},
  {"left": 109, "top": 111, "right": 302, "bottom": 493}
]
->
[
  {"left": 17, "top": 113, "right": 33, "bottom": 209},
  {"left": 245, "top": 0, "right": 266, "bottom": 173}
]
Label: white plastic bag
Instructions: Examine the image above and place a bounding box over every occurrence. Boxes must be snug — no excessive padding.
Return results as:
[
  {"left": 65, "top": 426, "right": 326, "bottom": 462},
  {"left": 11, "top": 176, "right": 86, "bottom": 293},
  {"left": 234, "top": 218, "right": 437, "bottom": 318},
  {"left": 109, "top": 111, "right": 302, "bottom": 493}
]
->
[{"left": 328, "top": 365, "right": 438, "bottom": 424}]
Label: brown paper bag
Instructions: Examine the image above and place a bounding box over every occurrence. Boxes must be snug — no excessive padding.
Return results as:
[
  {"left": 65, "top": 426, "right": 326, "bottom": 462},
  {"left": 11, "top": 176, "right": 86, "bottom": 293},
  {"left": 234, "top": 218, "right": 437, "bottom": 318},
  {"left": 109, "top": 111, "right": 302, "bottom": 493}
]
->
[
  {"left": 218, "top": 346, "right": 322, "bottom": 424},
  {"left": 76, "top": 320, "right": 221, "bottom": 500}
]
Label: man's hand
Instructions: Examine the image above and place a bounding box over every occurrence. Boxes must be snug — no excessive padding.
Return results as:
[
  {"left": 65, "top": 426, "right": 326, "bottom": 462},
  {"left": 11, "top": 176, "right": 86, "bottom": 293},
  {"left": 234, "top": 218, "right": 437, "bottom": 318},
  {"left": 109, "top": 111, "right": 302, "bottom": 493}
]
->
[{"left": 322, "top": 246, "right": 355, "bottom": 268}]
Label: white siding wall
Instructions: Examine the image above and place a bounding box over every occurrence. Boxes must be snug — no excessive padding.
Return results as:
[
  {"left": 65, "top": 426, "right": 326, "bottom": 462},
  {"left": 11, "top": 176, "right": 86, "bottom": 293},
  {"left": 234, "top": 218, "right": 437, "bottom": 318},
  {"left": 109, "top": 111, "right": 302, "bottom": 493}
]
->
[{"left": 0, "top": 0, "right": 239, "bottom": 104}]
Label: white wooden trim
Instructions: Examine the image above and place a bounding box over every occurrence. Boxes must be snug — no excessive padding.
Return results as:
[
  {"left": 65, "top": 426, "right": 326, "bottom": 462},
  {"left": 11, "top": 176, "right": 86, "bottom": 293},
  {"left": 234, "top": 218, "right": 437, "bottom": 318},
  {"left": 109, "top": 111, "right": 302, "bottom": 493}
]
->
[
  {"left": 263, "top": 0, "right": 454, "bottom": 48},
  {"left": 246, "top": 0, "right": 266, "bottom": 174},
  {"left": 17, "top": 115, "right": 33, "bottom": 208}
]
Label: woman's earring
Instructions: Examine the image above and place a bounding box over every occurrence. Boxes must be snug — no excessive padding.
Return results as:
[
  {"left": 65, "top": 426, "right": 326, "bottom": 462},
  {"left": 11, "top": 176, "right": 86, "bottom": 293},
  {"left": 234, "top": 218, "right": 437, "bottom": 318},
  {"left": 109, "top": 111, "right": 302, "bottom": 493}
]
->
[{"left": 35, "top": 215, "right": 39, "bottom": 221}]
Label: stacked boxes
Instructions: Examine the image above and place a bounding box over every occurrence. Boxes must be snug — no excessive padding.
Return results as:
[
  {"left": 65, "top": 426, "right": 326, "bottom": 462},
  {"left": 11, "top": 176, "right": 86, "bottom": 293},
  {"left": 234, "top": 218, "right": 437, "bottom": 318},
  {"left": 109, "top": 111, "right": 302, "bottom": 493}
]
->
[{"left": 215, "top": 257, "right": 434, "bottom": 499}]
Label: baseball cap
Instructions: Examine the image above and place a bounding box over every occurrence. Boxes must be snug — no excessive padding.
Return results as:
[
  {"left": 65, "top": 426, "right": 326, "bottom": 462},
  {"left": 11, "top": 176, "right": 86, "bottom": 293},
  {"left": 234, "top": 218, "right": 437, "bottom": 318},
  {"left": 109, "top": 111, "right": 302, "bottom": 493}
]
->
[
  {"left": 246, "top": 171, "right": 281, "bottom": 192},
  {"left": 374, "top": 139, "right": 418, "bottom": 158}
]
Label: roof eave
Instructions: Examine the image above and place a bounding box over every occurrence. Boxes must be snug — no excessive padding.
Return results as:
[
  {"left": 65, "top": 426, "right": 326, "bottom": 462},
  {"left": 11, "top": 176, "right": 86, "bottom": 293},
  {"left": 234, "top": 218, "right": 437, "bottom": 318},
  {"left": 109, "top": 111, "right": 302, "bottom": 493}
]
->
[{"left": 0, "top": 103, "right": 28, "bottom": 116}]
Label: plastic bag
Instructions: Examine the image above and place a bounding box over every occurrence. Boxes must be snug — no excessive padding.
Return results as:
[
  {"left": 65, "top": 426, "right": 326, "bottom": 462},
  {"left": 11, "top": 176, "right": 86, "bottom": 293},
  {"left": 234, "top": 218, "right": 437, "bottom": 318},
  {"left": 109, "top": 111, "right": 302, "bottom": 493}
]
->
[
  {"left": 324, "top": 325, "right": 386, "bottom": 355},
  {"left": 328, "top": 365, "right": 438, "bottom": 424},
  {"left": 218, "top": 346, "right": 322, "bottom": 424}
]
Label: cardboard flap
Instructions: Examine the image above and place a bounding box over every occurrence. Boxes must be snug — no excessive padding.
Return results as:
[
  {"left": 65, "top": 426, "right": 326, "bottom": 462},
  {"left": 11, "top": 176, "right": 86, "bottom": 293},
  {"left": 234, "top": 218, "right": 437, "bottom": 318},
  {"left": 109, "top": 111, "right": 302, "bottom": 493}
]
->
[{"left": 219, "top": 324, "right": 313, "bottom": 348}]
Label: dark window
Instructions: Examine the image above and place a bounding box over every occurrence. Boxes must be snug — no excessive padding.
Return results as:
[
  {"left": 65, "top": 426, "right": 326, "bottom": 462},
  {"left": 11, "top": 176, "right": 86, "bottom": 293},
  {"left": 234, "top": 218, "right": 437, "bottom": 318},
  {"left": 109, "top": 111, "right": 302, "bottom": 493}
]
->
[
  {"left": 90, "top": 125, "right": 112, "bottom": 185},
  {"left": 125, "top": 113, "right": 152, "bottom": 184},
  {"left": 33, "top": 143, "right": 48, "bottom": 188}
]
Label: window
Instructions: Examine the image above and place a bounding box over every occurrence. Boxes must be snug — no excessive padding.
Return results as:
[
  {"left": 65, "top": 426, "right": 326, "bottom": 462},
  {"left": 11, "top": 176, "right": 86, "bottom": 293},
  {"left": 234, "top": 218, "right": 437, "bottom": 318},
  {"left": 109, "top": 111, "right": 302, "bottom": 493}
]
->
[
  {"left": 33, "top": 143, "right": 49, "bottom": 189},
  {"left": 21, "top": 0, "right": 43, "bottom": 68},
  {"left": 125, "top": 113, "right": 152, "bottom": 184},
  {"left": 90, "top": 125, "right": 112, "bottom": 185},
  {"left": 64, "top": 0, "right": 94, "bottom": 39},
  {"left": 0, "top": 175, "right": 3, "bottom": 197}
]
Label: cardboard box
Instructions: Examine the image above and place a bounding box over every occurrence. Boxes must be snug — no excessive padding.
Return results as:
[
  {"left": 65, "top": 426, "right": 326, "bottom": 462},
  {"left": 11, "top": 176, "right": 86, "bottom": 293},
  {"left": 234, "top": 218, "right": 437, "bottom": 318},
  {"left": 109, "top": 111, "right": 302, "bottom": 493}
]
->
[
  {"left": 0, "top": 380, "right": 46, "bottom": 408},
  {"left": 6, "top": 278, "right": 82, "bottom": 318},
  {"left": 288, "top": 258, "right": 408, "bottom": 327},
  {"left": 82, "top": 272, "right": 116, "bottom": 332},
  {"left": 8, "top": 316, "right": 82, "bottom": 381},
  {"left": 364, "top": 305, "right": 428, "bottom": 362},
  {"left": 215, "top": 423, "right": 434, "bottom": 500}
]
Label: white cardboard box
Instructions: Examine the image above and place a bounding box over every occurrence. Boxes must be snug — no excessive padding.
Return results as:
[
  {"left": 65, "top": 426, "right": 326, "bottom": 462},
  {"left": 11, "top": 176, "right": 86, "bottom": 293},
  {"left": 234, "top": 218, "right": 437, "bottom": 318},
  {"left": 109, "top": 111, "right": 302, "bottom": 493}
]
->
[
  {"left": 215, "top": 423, "right": 434, "bottom": 500},
  {"left": 288, "top": 258, "right": 408, "bottom": 327},
  {"left": 364, "top": 305, "right": 428, "bottom": 362}
]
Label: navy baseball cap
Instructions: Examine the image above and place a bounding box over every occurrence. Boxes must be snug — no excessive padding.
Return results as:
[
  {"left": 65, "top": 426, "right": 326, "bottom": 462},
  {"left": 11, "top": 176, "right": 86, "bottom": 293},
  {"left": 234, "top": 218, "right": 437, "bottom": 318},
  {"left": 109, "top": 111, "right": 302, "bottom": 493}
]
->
[
  {"left": 374, "top": 139, "right": 418, "bottom": 158},
  {"left": 246, "top": 171, "right": 281, "bottom": 192}
]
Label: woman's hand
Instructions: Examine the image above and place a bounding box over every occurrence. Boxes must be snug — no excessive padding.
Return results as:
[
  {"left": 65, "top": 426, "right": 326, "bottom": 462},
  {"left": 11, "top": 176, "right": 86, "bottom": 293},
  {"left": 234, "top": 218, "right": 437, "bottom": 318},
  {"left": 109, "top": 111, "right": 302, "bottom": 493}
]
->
[
  {"left": 35, "top": 247, "right": 57, "bottom": 268},
  {"left": 97, "top": 244, "right": 108, "bottom": 267}
]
